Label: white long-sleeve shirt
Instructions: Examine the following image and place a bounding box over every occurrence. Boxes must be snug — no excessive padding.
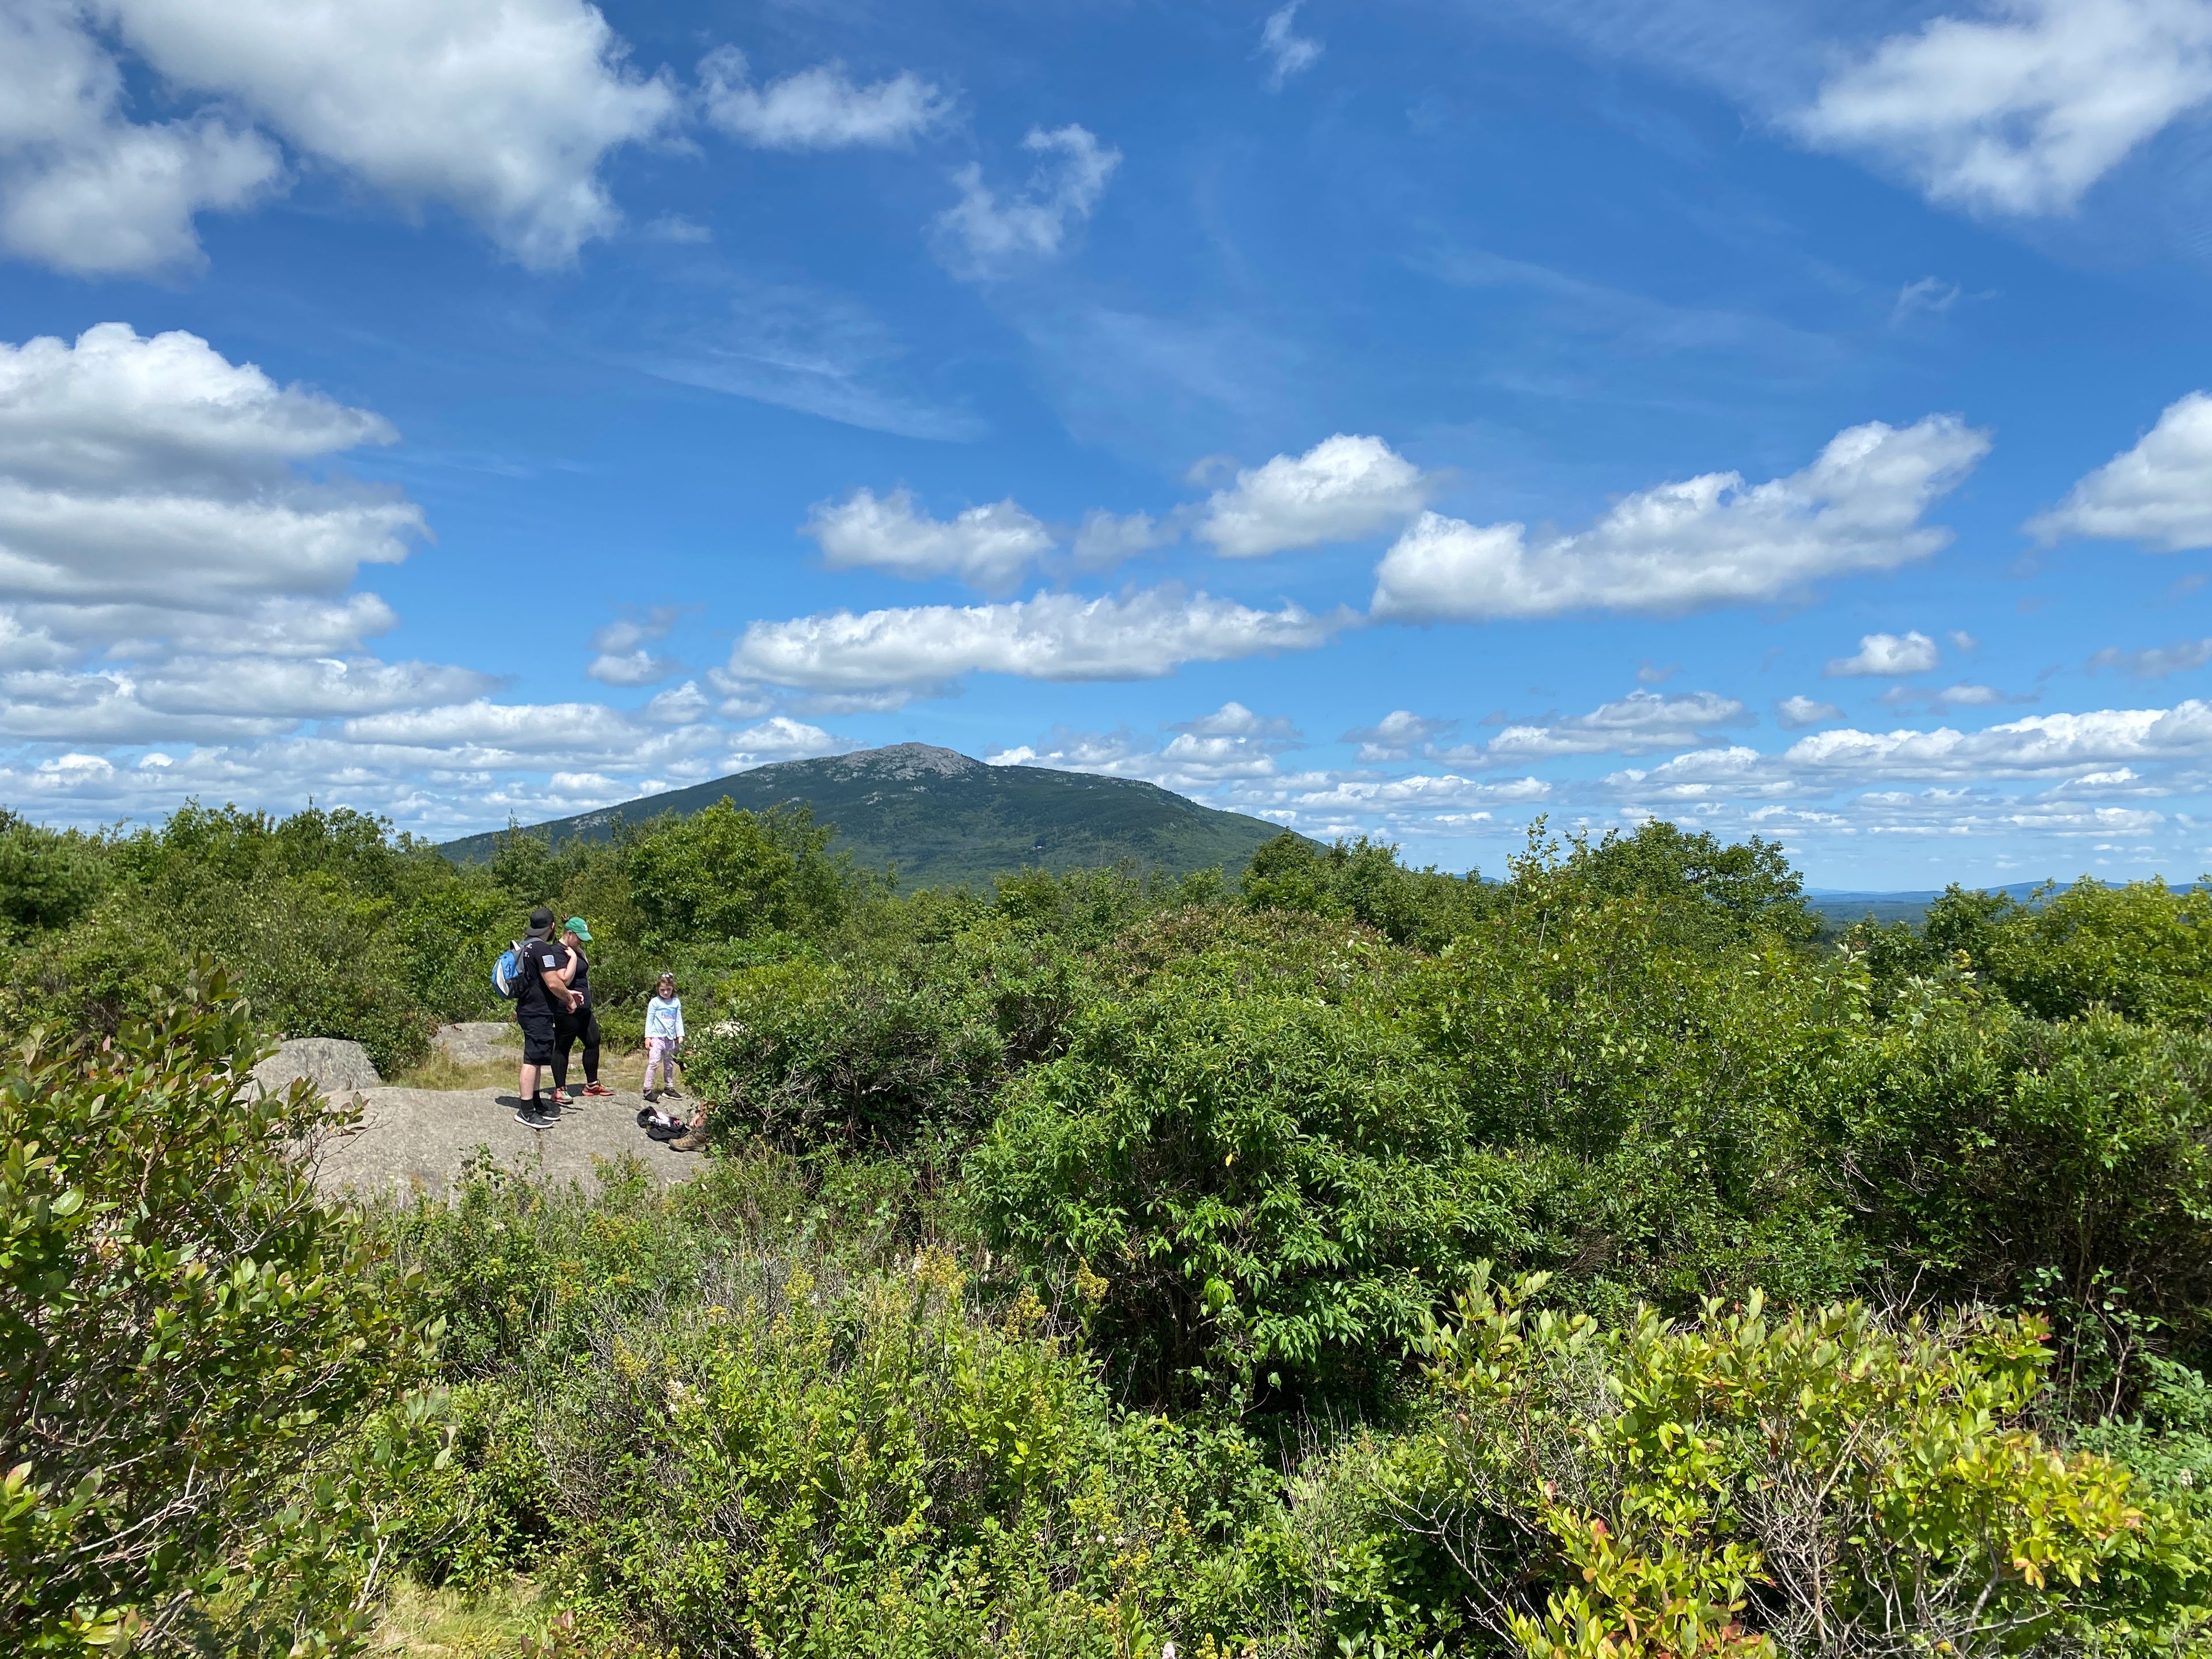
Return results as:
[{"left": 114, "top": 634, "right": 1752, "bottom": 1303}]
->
[{"left": 645, "top": 994, "right": 684, "bottom": 1042}]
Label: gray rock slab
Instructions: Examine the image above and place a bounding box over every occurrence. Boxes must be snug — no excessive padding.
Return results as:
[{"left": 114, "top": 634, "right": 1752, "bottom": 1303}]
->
[
  {"left": 310, "top": 1083, "right": 698, "bottom": 1200},
  {"left": 255, "top": 1036, "right": 381, "bottom": 1098},
  {"left": 432, "top": 1021, "right": 521, "bottom": 1065}
]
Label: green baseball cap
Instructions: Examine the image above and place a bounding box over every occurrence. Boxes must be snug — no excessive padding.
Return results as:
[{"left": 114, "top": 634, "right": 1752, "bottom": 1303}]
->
[{"left": 563, "top": 916, "right": 592, "bottom": 941}]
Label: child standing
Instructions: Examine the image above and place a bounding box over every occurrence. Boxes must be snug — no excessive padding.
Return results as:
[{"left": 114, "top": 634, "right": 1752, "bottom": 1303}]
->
[{"left": 642, "top": 972, "right": 685, "bottom": 1127}]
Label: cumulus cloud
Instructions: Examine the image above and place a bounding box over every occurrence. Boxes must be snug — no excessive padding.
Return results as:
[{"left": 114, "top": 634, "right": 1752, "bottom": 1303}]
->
[
  {"left": 1259, "top": 2, "right": 1324, "bottom": 89},
  {"left": 1198, "top": 434, "right": 1433, "bottom": 558},
  {"left": 1878, "top": 682, "right": 2019, "bottom": 711},
  {"left": 1778, "top": 695, "right": 1844, "bottom": 729},
  {"left": 1371, "top": 416, "right": 1988, "bottom": 621},
  {"left": 586, "top": 608, "right": 683, "bottom": 685},
  {"left": 0, "top": 0, "right": 678, "bottom": 274},
  {"left": 2090, "top": 638, "right": 2212, "bottom": 677},
  {"left": 1794, "top": 0, "right": 2212, "bottom": 217},
  {"left": 805, "top": 487, "right": 1052, "bottom": 593},
  {"left": 0, "top": 44, "right": 277, "bottom": 271},
  {"left": 991, "top": 701, "right": 1305, "bottom": 793},
  {"left": 727, "top": 715, "right": 845, "bottom": 761},
  {"left": 0, "top": 324, "right": 420, "bottom": 651},
  {"left": 643, "top": 680, "right": 710, "bottom": 724},
  {"left": 728, "top": 586, "right": 1353, "bottom": 700},
  {"left": 699, "top": 46, "right": 946, "bottom": 149},
  {"left": 934, "top": 125, "right": 1119, "bottom": 281},
  {"left": 1466, "top": 691, "right": 1753, "bottom": 763},
  {"left": 2030, "top": 390, "right": 2212, "bottom": 550},
  {"left": 1827, "top": 630, "right": 1940, "bottom": 677},
  {"left": 1342, "top": 709, "right": 1458, "bottom": 761},
  {"left": 0, "top": 0, "right": 282, "bottom": 275}
]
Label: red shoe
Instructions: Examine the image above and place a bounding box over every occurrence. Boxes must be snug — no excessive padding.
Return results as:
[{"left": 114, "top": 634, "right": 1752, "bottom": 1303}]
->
[
  {"left": 582, "top": 1082, "right": 612, "bottom": 1097},
  {"left": 551, "top": 1088, "right": 573, "bottom": 1107}
]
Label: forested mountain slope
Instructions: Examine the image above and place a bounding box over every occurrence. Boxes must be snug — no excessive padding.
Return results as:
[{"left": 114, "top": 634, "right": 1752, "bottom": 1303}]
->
[{"left": 440, "top": 743, "right": 1290, "bottom": 887}]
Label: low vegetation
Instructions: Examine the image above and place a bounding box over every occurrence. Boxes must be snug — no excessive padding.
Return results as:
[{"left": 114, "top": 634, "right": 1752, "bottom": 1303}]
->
[{"left": 4, "top": 801, "right": 2210, "bottom": 1655}]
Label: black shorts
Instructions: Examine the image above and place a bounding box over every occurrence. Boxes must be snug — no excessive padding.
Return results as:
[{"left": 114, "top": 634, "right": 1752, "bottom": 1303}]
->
[{"left": 516, "top": 1005, "right": 558, "bottom": 1065}]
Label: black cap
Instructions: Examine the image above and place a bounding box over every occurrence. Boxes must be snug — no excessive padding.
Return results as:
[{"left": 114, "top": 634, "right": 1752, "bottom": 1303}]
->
[{"left": 528, "top": 906, "right": 556, "bottom": 933}]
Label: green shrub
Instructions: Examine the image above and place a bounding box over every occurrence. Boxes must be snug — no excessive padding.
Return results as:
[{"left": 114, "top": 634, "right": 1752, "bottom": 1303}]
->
[
  {"left": 0, "top": 967, "right": 438, "bottom": 1653},
  {"left": 1402, "top": 1268, "right": 2210, "bottom": 1659},
  {"left": 535, "top": 1248, "right": 1273, "bottom": 1657},
  {"left": 1823, "top": 982, "right": 2212, "bottom": 1393},
  {"left": 971, "top": 923, "right": 1536, "bottom": 1408}
]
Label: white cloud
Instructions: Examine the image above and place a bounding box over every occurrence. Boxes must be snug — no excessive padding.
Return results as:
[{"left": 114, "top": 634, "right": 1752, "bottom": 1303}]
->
[
  {"left": 1371, "top": 416, "right": 1988, "bottom": 621},
  {"left": 587, "top": 649, "right": 678, "bottom": 687},
  {"left": 0, "top": 0, "right": 679, "bottom": 274},
  {"left": 0, "top": 0, "right": 282, "bottom": 275},
  {"left": 1778, "top": 695, "right": 1844, "bottom": 729},
  {"left": 1198, "top": 434, "right": 1433, "bottom": 558},
  {"left": 727, "top": 715, "right": 844, "bottom": 761},
  {"left": 699, "top": 46, "right": 946, "bottom": 149},
  {"left": 643, "top": 680, "right": 710, "bottom": 724},
  {"left": 805, "top": 487, "right": 1052, "bottom": 593},
  {"left": 1469, "top": 691, "right": 1753, "bottom": 763},
  {"left": 0, "top": 325, "right": 420, "bottom": 650},
  {"left": 934, "top": 124, "right": 1119, "bottom": 281},
  {"left": 728, "top": 585, "right": 1353, "bottom": 698},
  {"left": 1072, "top": 509, "right": 1173, "bottom": 570},
  {"left": 1794, "top": 0, "right": 2212, "bottom": 217},
  {"left": 1826, "top": 630, "right": 1940, "bottom": 676},
  {"left": 2030, "top": 391, "right": 2212, "bottom": 550},
  {"left": 1260, "top": 2, "right": 1324, "bottom": 89},
  {"left": 1783, "top": 706, "right": 2212, "bottom": 781},
  {"left": 103, "top": 0, "right": 679, "bottom": 268},
  {"left": 1342, "top": 709, "right": 1458, "bottom": 761},
  {"left": 2091, "top": 638, "right": 2212, "bottom": 677},
  {"left": 1878, "top": 681, "right": 2015, "bottom": 710},
  {"left": 1892, "top": 276, "right": 1962, "bottom": 326},
  {"left": 991, "top": 702, "right": 1305, "bottom": 793},
  {"left": 586, "top": 608, "right": 682, "bottom": 685}
]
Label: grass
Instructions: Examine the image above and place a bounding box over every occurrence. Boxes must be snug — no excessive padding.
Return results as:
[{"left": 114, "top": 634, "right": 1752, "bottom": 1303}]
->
[
  {"left": 391, "top": 1044, "right": 665, "bottom": 1095},
  {"left": 367, "top": 1577, "right": 547, "bottom": 1656}
]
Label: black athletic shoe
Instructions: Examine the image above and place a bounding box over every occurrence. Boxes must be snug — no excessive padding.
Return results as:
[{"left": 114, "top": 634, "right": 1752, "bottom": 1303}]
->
[{"left": 516, "top": 1105, "right": 553, "bottom": 1129}]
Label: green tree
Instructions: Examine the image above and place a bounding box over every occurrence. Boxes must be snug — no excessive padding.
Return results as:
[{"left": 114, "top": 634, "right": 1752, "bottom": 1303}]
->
[
  {"left": 0, "top": 967, "right": 438, "bottom": 1652},
  {"left": 620, "top": 800, "right": 847, "bottom": 946}
]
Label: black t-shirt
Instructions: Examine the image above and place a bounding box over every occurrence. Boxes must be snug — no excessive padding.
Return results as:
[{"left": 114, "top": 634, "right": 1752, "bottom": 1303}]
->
[
  {"left": 516, "top": 934, "right": 570, "bottom": 1016},
  {"left": 565, "top": 944, "right": 591, "bottom": 1009}
]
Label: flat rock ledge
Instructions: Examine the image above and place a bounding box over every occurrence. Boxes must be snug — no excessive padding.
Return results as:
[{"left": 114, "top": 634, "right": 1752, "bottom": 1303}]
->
[
  {"left": 254, "top": 1036, "right": 381, "bottom": 1099},
  {"left": 310, "top": 1084, "right": 696, "bottom": 1200},
  {"left": 433, "top": 1021, "right": 522, "bottom": 1065}
]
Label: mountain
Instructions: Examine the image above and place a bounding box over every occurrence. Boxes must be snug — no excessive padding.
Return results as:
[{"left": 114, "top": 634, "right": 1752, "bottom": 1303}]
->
[{"left": 438, "top": 744, "right": 1293, "bottom": 888}]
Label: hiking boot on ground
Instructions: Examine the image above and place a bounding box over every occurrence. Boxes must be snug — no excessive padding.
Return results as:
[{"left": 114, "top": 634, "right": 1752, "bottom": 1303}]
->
[{"left": 671, "top": 1127, "right": 708, "bottom": 1152}]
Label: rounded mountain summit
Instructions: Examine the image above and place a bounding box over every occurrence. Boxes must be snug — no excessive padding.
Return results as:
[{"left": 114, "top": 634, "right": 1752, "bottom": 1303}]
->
[{"left": 440, "top": 744, "right": 1293, "bottom": 889}]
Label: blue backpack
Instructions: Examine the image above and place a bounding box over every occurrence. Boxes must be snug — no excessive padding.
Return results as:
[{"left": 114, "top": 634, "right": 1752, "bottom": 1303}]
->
[{"left": 491, "top": 940, "right": 528, "bottom": 999}]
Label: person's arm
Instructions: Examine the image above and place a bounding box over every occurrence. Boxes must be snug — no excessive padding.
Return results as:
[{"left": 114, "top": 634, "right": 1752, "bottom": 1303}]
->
[
  {"left": 674, "top": 999, "right": 685, "bottom": 1043},
  {"left": 543, "top": 950, "right": 577, "bottom": 1007}
]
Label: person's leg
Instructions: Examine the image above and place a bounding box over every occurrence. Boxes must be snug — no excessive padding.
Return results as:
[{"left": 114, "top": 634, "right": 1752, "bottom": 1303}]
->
[
  {"left": 581, "top": 1010, "right": 602, "bottom": 1088},
  {"left": 643, "top": 1037, "right": 666, "bottom": 1095},
  {"left": 550, "top": 1018, "right": 573, "bottom": 1096}
]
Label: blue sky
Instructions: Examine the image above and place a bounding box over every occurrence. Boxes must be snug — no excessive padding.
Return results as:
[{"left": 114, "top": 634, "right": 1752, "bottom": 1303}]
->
[{"left": 4, "top": 0, "right": 2212, "bottom": 886}]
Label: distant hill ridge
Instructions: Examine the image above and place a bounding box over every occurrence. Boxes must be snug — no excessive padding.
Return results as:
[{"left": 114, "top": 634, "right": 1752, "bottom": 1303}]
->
[{"left": 439, "top": 743, "right": 1293, "bottom": 889}]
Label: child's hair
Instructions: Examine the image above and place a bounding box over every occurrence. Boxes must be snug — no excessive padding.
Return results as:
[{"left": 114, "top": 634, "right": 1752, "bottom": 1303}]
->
[{"left": 656, "top": 972, "right": 676, "bottom": 991}]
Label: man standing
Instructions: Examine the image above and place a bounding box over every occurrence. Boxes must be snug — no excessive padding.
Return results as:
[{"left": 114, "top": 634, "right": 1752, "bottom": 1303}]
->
[
  {"left": 514, "top": 906, "right": 578, "bottom": 1128},
  {"left": 552, "top": 916, "right": 609, "bottom": 1101}
]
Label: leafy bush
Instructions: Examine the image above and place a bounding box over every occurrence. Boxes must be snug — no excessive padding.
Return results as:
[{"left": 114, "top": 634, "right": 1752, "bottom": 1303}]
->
[
  {"left": 1823, "top": 981, "right": 2212, "bottom": 1395},
  {"left": 972, "top": 921, "right": 1533, "bottom": 1408},
  {"left": 1404, "top": 1269, "right": 2209, "bottom": 1659},
  {"left": 1927, "top": 876, "right": 2212, "bottom": 1024},
  {"left": 0, "top": 967, "right": 438, "bottom": 1653}
]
